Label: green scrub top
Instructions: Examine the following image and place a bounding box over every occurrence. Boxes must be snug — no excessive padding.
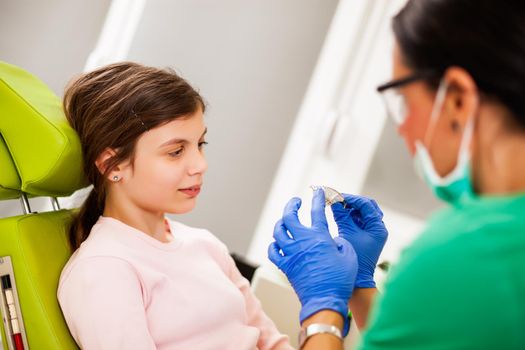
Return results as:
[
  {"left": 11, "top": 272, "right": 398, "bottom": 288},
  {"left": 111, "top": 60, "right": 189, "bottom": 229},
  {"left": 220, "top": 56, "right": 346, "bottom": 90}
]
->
[{"left": 357, "top": 193, "right": 525, "bottom": 349}]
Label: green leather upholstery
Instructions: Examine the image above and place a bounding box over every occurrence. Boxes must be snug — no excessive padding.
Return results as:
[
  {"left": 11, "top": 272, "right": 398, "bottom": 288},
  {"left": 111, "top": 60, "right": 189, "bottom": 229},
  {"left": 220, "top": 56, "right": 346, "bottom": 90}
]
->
[
  {"left": 0, "top": 134, "right": 21, "bottom": 199},
  {"left": 0, "top": 61, "right": 87, "bottom": 198},
  {"left": 0, "top": 212, "right": 79, "bottom": 349},
  {"left": 0, "top": 61, "right": 86, "bottom": 349}
]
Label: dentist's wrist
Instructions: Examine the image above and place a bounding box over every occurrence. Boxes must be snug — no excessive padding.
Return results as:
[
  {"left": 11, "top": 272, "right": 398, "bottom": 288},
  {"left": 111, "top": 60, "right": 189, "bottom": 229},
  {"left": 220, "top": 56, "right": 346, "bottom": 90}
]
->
[
  {"left": 300, "top": 297, "right": 350, "bottom": 336},
  {"left": 355, "top": 277, "right": 376, "bottom": 288},
  {"left": 355, "top": 268, "right": 377, "bottom": 288},
  {"left": 299, "top": 311, "right": 344, "bottom": 350},
  {"left": 299, "top": 297, "right": 348, "bottom": 324},
  {"left": 301, "top": 310, "right": 344, "bottom": 329},
  {"left": 348, "top": 287, "right": 378, "bottom": 330}
]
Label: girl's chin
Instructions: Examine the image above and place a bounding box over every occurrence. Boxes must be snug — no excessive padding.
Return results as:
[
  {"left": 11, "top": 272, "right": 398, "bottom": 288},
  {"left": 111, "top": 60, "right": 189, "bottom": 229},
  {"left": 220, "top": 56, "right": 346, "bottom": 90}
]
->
[{"left": 166, "top": 201, "right": 197, "bottom": 214}]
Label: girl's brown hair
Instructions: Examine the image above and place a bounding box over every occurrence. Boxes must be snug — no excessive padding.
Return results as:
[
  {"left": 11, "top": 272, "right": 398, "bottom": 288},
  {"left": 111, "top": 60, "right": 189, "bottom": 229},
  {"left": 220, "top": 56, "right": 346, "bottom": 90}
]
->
[{"left": 64, "top": 61, "right": 205, "bottom": 251}]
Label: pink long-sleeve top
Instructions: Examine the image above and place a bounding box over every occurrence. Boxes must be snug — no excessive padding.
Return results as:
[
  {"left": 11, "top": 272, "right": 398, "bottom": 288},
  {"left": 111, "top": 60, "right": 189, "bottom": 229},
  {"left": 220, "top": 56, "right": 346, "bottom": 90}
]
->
[{"left": 58, "top": 216, "right": 293, "bottom": 350}]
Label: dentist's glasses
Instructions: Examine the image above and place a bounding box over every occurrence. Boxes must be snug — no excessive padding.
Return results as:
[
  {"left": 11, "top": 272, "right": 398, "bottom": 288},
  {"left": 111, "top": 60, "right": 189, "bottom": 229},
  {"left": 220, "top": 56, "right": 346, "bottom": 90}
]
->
[{"left": 376, "top": 71, "right": 438, "bottom": 125}]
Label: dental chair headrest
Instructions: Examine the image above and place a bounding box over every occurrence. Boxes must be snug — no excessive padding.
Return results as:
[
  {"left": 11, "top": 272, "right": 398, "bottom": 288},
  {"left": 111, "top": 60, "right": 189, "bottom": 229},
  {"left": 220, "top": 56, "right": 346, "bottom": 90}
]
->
[{"left": 0, "top": 61, "right": 87, "bottom": 200}]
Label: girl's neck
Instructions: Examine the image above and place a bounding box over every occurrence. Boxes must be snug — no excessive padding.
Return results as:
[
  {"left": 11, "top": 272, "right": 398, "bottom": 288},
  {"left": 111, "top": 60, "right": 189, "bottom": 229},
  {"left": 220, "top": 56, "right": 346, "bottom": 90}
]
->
[{"left": 103, "top": 192, "right": 172, "bottom": 243}]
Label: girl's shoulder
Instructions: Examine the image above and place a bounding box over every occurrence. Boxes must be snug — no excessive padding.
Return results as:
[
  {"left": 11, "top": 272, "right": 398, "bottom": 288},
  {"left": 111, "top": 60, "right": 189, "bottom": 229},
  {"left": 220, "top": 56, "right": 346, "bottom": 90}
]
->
[
  {"left": 168, "top": 219, "right": 226, "bottom": 247},
  {"left": 167, "top": 219, "right": 231, "bottom": 263}
]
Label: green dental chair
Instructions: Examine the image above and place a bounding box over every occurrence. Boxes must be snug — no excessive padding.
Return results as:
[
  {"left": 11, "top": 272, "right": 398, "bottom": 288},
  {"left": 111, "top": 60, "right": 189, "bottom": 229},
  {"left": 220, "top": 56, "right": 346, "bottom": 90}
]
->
[{"left": 0, "top": 61, "right": 87, "bottom": 349}]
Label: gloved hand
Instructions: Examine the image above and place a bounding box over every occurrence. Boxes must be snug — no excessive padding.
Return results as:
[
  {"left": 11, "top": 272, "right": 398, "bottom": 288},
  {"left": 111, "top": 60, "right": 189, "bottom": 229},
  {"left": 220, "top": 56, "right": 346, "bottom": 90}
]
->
[
  {"left": 331, "top": 194, "right": 388, "bottom": 288},
  {"left": 268, "top": 189, "right": 358, "bottom": 336}
]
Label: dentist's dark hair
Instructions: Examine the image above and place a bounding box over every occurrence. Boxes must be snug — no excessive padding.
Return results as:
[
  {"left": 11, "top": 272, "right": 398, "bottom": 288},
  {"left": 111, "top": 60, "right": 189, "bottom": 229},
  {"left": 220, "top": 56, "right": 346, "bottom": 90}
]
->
[
  {"left": 393, "top": 0, "right": 525, "bottom": 128},
  {"left": 64, "top": 62, "right": 205, "bottom": 251}
]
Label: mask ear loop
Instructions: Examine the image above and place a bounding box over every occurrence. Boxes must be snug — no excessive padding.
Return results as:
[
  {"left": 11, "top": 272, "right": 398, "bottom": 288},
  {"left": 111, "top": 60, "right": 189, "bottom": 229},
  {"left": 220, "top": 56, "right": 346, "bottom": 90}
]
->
[
  {"left": 423, "top": 79, "right": 449, "bottom": 147},
  {"left": 454, "top": 89, "right": 480, "bottom": 176},
  {"left": 419, "top": 79, "right": 479, "bottom": 185},
  {"left": 457, "top": 115, "right": 475, "bottom": 162}
]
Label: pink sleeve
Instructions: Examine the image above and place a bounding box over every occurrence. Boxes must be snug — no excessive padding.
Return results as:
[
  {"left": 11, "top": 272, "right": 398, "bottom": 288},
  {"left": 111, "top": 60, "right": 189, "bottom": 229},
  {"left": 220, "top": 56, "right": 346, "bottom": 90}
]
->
[
  {"left": 58, "top": 257, "right": 156, "bottom": 350},
  {"left": 219, "top": 249, "right": 294, "bottom": 350}
]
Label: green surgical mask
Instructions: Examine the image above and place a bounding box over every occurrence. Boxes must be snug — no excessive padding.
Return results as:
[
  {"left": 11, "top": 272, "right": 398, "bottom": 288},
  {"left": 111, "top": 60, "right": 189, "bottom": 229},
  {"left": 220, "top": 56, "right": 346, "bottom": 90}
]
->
[{"left": 413, "top": 80, "right": 476, "bottom": 204}]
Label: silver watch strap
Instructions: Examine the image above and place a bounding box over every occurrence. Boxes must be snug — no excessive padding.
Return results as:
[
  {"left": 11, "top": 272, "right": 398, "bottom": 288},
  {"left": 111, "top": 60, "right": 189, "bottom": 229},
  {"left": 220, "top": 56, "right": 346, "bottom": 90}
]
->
[{"left": 298, "top": 323, "right": 343, "bottom": 349}]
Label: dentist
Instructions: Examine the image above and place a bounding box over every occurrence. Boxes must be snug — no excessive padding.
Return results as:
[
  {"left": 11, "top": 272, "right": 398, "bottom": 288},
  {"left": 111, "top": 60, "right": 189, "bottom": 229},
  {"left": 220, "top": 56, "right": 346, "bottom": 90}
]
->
[{"left": 269, "top": 0, "right": 525, "bottom": 349}]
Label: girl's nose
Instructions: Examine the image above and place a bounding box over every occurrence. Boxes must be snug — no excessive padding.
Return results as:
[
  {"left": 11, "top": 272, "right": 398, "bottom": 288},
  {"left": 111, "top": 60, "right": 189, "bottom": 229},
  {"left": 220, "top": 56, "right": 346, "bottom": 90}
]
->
[{"left": 188, "top": 149, "right": 208, "bottom": 175}]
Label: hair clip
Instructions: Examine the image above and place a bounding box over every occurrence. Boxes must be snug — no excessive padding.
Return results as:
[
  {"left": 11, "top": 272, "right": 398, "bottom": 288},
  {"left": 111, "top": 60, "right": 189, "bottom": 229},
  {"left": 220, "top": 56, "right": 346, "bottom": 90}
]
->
[{"left": 131, "top": 108, "right": 148, "bottom": 131}]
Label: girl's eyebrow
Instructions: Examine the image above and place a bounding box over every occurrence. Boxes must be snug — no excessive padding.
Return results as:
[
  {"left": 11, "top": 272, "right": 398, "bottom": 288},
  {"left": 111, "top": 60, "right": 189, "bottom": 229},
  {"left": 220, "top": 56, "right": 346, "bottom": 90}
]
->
[{"left": 158, "top": 128, "right": 207, "bottom": 148}]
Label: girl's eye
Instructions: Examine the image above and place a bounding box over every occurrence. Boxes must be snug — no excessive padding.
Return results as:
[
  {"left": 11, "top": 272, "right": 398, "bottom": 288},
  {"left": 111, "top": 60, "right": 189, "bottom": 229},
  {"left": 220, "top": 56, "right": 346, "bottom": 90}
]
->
[
  {"left": 168, "top": 147, "right": 184, "bottom": 157},
  {"left": 198, "top": 141, "right": 209, "bottom": 149}
]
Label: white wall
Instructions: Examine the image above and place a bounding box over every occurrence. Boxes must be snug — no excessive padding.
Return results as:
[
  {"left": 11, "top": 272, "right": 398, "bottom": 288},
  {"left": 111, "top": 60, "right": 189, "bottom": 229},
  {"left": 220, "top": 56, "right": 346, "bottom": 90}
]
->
[{"left": 0, "top": 0, "right": 111, "bottom": 96}]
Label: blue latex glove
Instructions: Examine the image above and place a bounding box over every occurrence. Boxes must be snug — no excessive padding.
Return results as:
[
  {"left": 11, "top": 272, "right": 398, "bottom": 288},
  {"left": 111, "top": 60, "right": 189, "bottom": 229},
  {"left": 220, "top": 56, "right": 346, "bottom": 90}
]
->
[
  {"left": 331, "top": 194, "right": 388, "bottom": 288},
  {"left": 268, "top": 189, "right": 358, "bottom": 335}
]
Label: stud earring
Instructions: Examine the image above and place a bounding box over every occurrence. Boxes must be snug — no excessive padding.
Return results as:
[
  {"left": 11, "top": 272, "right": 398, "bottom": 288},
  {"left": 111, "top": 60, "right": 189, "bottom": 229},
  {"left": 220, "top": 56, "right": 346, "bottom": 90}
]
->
[{"left": 112, "top": 175, "right": 120, "bottom": 182}]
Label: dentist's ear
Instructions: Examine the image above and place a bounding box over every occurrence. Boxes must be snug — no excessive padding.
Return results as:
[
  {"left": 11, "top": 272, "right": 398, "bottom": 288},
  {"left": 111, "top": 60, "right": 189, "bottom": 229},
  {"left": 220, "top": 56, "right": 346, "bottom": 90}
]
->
[
  {"left": 443, "top": 66, "right": 480, "bottom": 133},
  {"left": 95, "top": 148, "right": 123, "bottom": 182}
]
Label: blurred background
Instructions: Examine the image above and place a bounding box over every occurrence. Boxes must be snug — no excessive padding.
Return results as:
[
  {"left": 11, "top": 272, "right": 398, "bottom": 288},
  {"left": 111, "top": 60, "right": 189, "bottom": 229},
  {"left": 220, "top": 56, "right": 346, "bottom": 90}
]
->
[{"left": 0, "top": 0, "right": 444, "bottom": 347}]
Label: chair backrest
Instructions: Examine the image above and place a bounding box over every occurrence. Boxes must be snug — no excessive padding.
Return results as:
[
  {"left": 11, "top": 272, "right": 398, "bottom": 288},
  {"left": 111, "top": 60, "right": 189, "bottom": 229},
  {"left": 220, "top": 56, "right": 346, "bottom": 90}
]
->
[{"left": 0, "top": 61, "right": 87, "bottom": 349}]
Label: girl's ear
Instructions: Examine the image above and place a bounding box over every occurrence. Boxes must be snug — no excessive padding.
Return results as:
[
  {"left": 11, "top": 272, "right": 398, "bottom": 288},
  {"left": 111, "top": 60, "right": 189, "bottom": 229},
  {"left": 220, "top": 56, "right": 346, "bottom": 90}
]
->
[{"left": 95, "top": 148, "right": 119, "bottom": 179}]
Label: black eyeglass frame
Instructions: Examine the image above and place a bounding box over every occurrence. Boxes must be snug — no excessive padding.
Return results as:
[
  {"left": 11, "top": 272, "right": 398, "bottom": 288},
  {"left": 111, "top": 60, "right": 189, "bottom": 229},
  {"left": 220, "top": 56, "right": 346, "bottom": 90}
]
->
[{"left": 376, "top": 71, "right": 439, "bottom": 93}]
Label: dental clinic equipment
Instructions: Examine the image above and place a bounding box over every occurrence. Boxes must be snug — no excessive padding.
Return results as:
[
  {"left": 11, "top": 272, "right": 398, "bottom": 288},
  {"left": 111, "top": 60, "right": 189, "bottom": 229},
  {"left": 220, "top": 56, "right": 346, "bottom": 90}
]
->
[{"left": 0, "top": 257, "right": 28, "bottom": 350}]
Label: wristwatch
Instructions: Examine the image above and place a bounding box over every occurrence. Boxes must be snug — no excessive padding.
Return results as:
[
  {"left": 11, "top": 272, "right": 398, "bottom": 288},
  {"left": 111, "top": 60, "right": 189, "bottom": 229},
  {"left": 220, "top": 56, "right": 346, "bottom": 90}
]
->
[{"left": 298, "top": 323, "right": 343, "bottom": 349}]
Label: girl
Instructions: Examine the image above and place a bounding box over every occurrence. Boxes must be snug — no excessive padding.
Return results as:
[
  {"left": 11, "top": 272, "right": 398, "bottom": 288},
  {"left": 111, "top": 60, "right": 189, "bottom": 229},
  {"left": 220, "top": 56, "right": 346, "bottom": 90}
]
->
[{"left": 57, "top": 62, "right": 293, "bottom": 350}]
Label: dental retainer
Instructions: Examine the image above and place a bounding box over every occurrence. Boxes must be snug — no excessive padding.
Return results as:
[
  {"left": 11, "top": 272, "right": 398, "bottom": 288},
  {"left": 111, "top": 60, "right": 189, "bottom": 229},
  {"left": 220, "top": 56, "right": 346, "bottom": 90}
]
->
[
  {"left": 310, "top": 185, "right": 348, "bottom": 208},
  {"left": 311, "top": 186, "right": 389, "bottom": 271}
]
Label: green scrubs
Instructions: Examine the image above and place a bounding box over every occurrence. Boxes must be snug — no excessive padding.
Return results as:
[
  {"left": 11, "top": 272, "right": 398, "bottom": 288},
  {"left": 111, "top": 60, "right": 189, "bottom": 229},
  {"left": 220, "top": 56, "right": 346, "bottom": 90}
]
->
[{"left": 358, "top": 194, "right": 525, "bottom": 349}]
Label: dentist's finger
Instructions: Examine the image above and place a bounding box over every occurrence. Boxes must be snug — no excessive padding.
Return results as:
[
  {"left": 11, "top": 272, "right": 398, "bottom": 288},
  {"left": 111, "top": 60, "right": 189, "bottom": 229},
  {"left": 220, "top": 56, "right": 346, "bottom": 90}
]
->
[
  {"left": 311, "top": 188, "right": 329, "bottom": 230},
  {"left": 341, "top": 194, "right": 383, "bottom": 221},
  {"left": 282, "top": 197, "right": 303, "bottom": 231},
  {"left": 273, "top": 219, "right": 292, "bottom": 244},
  {"left": 268, "top": 241, "right": 284, "bottom": 267}
]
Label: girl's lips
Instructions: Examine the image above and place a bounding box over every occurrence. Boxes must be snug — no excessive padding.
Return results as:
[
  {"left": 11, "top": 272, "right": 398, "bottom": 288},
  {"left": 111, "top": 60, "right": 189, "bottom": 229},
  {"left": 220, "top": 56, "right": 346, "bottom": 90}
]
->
[{"left": 179, "top": 186, "right": 201, "bottom": 197}]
